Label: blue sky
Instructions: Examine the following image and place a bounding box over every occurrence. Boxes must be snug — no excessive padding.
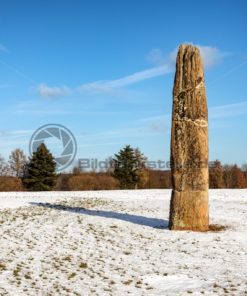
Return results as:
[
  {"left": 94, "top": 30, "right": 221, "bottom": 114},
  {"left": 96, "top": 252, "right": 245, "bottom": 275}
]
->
[{"left": 0, "top": 0, "right": 247, "bottom": 170}]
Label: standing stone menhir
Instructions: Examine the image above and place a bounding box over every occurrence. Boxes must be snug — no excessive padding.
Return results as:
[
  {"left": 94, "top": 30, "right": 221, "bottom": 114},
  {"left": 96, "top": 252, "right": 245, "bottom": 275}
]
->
[{"left": 169, "top": 44, "right": 209, "bottom": 231}]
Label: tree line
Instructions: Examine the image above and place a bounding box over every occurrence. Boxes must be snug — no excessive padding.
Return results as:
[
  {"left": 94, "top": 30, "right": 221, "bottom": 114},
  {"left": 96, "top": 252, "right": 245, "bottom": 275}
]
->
[
  {"left": 209, "top": 160, "right": 247, "bottom": 189},
  {"left": 0, "top": 144, "right": 246, "bottom": 191}
]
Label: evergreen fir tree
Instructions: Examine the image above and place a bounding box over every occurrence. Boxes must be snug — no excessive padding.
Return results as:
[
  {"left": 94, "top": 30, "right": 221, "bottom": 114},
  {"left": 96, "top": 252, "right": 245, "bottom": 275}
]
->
[
  {"left": 112, "top": 145, "right": 140, "bottom": 189},
  {"left": 24, "top": 143, "right": 57, "bottom": 191}
]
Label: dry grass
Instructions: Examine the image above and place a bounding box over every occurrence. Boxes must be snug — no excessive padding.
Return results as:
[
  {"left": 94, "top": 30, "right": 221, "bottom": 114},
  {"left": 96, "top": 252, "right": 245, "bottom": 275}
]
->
[
  {"left": 67, "top": 173, "right": 119, "bottom": 191},
  {"left": 0, "top": 176, "right": 24, "bottom": 191},
  {"left": 208, "top": 224, "right": 228, "bottom": 232}
]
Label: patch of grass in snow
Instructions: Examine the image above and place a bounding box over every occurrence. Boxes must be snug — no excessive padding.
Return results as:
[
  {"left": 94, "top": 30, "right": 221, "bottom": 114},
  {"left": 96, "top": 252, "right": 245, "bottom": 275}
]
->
[
  {"left": 110, "top": 225, "right": 117, "bottom": 228},
  {"left": 123, "top": 279, "right": 132, "bottom": 285},
  {"left": 61, "top": 198, "right": 110, "bottom": 210},
  {"left": 135, "top": 280, "right": 142, "bottom": 288},
  {"left": 79, "top": 262, "right": 88, "bottom": 268},
  {"left": 63, "top": 255, "right": 72, "bottom": 262},
  {"left": 61, "top": 286, "right": 72, "bottom": 294},
  {"left": 13, "top": 265, "right": 21, "bottom": 278},
  {"left": 213, "top": 283, "right": 220, "bottom": 288},
  {"left": 123, "top": 251, "right": 131, "bottom": 255},
  {"left": 223, "top": 287, "right": 230, "bottom": 293},
  {"left": 68, "top": 272, "right": 76, "bottom": 280},
  {"left": 24, "top": 273, "right": 32, "bottom": 280}
]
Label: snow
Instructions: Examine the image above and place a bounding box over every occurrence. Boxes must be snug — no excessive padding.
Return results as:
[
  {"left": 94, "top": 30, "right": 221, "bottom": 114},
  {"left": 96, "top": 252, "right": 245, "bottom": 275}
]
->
[{"left": 0, "top": 189, "right": 246, "bottom": 295}]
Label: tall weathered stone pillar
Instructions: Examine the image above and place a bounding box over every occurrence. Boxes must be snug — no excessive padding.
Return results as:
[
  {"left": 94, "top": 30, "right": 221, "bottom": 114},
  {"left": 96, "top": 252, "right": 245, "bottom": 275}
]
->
[{"left": 169, "top": 44, "right": 209, "bottom": 231}]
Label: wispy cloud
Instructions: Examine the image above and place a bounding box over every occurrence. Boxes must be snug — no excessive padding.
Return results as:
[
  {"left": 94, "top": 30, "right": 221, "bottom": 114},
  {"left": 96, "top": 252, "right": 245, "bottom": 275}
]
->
[
  {"left": 15, "top": 108, "right": 127, "bottom": 116},
  {"left": 37, "top": 84, "right": 71, "bottom": 98},
  {"left": 78, "top": 65, "right": 171, "bottom": 94},
  {"left": 0, "top": 129, "right": 33, "bottom": 158},
  {"left": 0, "top": 44, "right": 8, "bottom": 52},
  {"left": 75, "top": 114, "right": 171, "bottom": 143},
  {"left": 0, "top": 59, "right": 36, "bottom": 84},
  {"left": 209, "top": 101, "right": 247, "bottom": 118},
  {"left": 137, "top": 100, "right": 247, "bottom": 132},
  {"left": 37, "top": 65, "right": 172, "bottom": 98},
  {"left": 0, "top": 129, "right": 32, "bottom": 138},
  {"left": 137, "top": 114, "right": 171, "bottom": 133}
]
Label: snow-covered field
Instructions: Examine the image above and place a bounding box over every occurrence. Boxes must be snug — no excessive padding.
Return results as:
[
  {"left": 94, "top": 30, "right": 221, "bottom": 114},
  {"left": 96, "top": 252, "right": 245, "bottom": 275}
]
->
[{"left": 0, "top": 189, "right": 246, "bottom": 296}]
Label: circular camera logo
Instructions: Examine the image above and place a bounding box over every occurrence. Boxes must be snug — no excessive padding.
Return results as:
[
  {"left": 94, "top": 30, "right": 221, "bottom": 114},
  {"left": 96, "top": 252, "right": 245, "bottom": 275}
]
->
[{"left": 29, "top": 124, "right": 77, "bottom": 172}]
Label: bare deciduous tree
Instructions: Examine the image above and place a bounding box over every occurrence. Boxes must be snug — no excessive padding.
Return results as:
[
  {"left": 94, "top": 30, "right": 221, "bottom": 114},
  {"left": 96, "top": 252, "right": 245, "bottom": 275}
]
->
[
  {"left": 8, "top": 148, "right": 27, "bottom": 178},
  {"left": 0, "top": 155, "right": 10, "bottom": 176}
]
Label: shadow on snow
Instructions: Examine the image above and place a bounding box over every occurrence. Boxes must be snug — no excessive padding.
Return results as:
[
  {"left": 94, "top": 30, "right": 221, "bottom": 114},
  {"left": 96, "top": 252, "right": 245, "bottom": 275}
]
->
[{"left": 30, "top": 202, "right": 168, "bottom": 229}]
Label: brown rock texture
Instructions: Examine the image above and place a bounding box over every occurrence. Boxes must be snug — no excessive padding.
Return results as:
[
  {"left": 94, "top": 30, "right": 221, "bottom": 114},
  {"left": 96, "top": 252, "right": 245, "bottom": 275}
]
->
[{"left": 169, "top": 44, "right": 209, "bottom": 231}]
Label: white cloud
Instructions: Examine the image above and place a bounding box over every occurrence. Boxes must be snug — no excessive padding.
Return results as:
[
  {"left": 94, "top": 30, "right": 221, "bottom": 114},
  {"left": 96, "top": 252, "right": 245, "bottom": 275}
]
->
[
  {"left": 38, "top": 84, "right": 71, "bottom": 98},
  {"left": 79, "top": 65, "right": 172, "bottom": 94},
  {"left": 0, "top": 44, "right": 7, "bottom": 52},
  {"left": 38, "top": 65, "right": 172, "bottom": 98},
  {"left": 197, "top": 45, "right": 224, "bottom": 68}
]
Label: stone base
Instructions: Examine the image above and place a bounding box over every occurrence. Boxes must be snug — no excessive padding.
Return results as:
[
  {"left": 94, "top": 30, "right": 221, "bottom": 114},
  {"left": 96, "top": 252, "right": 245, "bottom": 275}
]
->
[{"left": 169, "top": 190, "right": 209, "bottom": 231}]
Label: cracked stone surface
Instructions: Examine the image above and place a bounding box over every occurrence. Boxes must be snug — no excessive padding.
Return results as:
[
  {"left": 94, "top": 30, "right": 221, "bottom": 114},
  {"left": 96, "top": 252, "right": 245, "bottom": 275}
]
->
[{"left": 169, "top": 44, "right": 209, "bottom": 231}]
